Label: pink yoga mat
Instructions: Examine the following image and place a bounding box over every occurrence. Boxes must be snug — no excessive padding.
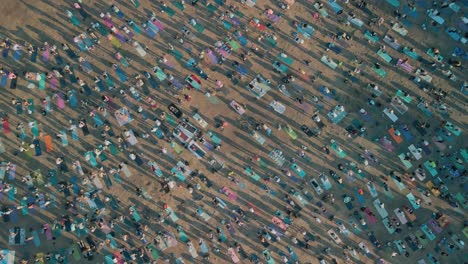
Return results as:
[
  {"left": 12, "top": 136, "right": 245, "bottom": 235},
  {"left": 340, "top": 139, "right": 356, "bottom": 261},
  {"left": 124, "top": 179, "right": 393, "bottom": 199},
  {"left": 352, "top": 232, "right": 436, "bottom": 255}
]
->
[
  {"left": 163, "top": 58, "right": 175, "bottom": 69},
  {"left": 56, "top": 93, "right": 65, "bottom": 109},
  {"left": 222, "top": 187, "right": 237, "bottom": 201},
  {"left": 104, "top": 17, "right": 114, "bottom": 28},
  {"left": 217, "top": 48, "right": 230, "bottom": 58},
  {"left": 272, "top": 216, "right": 287, "bottom": 230},
  {"left": 151, "top": 19, "right": 165, "bottom": 30}
]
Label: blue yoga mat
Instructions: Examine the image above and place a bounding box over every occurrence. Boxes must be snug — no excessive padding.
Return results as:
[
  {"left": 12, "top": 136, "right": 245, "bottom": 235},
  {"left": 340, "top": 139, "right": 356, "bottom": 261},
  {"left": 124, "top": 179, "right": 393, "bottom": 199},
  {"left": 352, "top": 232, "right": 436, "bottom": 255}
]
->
[
  {"left": 13, "top": 50, "right": 22, "bottom": 61},
  {"left": 398, "top": 125, "right": 413, "bottom": 141},
  {"left": 30, "top": 51, "right": 37, "bottom": 62},
  {"left": 327, "top": 0, "right": 342, "bottom": 13},
  {"left": 2, "top": 48, "right": 9, "bottom": 58},
  {"left": 56, "top": 55, "right": 64, "bottom": 65},
  {"left": 115, "top": 67, "right": 128, "bottom": 82},
  {"left": 0, "top": 75, "right": 7, "bottom": 87}
]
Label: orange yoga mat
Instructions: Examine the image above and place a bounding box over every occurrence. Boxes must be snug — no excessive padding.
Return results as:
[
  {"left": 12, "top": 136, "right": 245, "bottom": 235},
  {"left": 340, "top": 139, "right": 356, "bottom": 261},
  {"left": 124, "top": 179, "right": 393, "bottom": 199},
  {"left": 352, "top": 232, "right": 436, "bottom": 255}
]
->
[
  {"left": 388, "top": 128, "right": 403, "bottom": 144},
  {"left": 43, "top": 135, "right": 53, "bottom": 152}
]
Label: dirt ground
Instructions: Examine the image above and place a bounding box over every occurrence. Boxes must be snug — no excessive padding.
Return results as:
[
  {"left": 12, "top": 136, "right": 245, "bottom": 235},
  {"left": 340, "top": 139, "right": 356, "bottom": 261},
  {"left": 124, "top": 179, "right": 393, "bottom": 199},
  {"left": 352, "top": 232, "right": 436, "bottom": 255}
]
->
[{"left": 0, "top": 0, "right": 466, "bottom": 263}]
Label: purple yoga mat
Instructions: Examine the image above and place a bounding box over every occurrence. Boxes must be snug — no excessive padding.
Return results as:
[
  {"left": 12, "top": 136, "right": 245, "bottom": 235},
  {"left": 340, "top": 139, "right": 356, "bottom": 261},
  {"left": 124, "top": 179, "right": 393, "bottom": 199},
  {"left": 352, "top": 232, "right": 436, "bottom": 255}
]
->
[
  {"left": 207, "top": 51, "right": 219, "bottom": 64},
  {"left": 50, "top": 76, "right": 58, "bottom": 89},
  {"left": 42, "top": 48, "right": 50, "bottom": 63},
  {"left": 380, "top": 137, "right": 395, "bottom": 152},
  {"left": 397, "top": 59, "right": 414, "bottom": 73},
  {"left": 428, "top": 218, "right": 443, "bottom": 233},
  {"left": 44, "top": 224, "right": 52, "bottom": 240}
]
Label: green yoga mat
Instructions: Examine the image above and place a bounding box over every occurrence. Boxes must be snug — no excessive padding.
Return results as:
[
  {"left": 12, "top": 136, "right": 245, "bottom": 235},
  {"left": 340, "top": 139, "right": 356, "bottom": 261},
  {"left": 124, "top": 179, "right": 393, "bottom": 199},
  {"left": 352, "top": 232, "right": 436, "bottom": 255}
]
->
[
  {"left": 454, "top": 193, "right": 467, "bottom": 209},
  {"left": 351, "top": 166, "right": 365, "bottom": 179},
  {"left": 445, "top": 122, "right": 461, "bottom": 136},
  {"left": 398, "top": 153, "right": 412, "bottom": 169},
  {"left": 278, "top": 54, "right": 294, "bottom": 65},
  {"left": 402, "top": 47, "right": 419, "bottom": 60},
  {"left": 372, "top": 66, "right": 387, "bottom": 77},
  {"left": 423, "top": 161, "right": 438, "bottom": 176},
  {"left": 235, "top": 10, "right": 245, "bottom": 18},
  {"left": 228, "top": 40, "right": 240, "bottom": 51},
  {"left": 396, "top": 90, "right": 413, "bottom": 103},
  {"left": 207, "top": 4, "right": 218, "bottom": 13},
  {"left": 172, "top": 49, "right": 183, "bottom": 60},
  {"left": 71, "top": 243, "right": 81, "bottom": 261},
  {"left": 460, "top": 149, "right": 468, "bottom": 162},
  {"left": 130, "top": 206, "right": 141, "bottom": 222},
  {"left": 28, "top": 99, "right": 34, "bottom": 113},
  {"left": 244, "top": 167, "right": 261, "bottom": 181},
  {"left": 147, "top": 243, "right": 160, "bottom": 259},
  {"left": 364, "top": 31, "right": 379, "bottom": 43},
  {"left": 258, "top": 158, "right": 268, "bottom": 168},
  {"left": 163, "top": 6, "right": 175, "bottom": 17},
  {"left": 193, "top": 23, "right": 205, "bottom": 33},
  {"left": 172, "top": 1, "right": 185, "bottom": 11},
  {"left": 109, "top": 144, "right": 119, "bottom": 155},
  {"left": 31, "top": 122, "right": 39, "bottom": 138},
  {"left": 331, "top": 142, "right": 347, "bottom": 158},
  {"left": 166, "top": 114, "right": 178, "bottom": 126},
  {"left": 265, "top": 36, "right": 277, "bottom": 47},
  {"left": 377, "top": 50, "right": 392, "bottom": 63},
  {"left": 39, "top": 73, "right": 46, "bottom": 90}
]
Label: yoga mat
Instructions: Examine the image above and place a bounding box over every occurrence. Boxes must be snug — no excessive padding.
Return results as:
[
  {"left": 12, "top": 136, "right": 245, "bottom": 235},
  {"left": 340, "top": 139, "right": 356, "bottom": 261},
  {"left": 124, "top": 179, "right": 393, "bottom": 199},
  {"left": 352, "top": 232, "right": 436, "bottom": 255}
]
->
[
  {"left": 406, "top": 192, "right": 420, "bottom": 209},
  {"left": 244, "top": 167, "right": 261, "bottom": 181},
  {"left": 38, "top": 73, "right": 46, "bottom": 90},
  {"left": 147, "top": 243, "right": 160, "bottom": 260},
  {"left": 163, "top": 6, "right": 175, "bottom": 16},
  {"left": 331, "top": 142, "right": 346, "bottom": 157},
  {"left": 144, "top": 25, "right": 157, "bottom": 38},
  {"left": 420, "top": 224, "right": 436, "bottom": 240},
  {"left": 207, "top": 4, "right": 218, "bottom": 13},
  {"left": 193, "top": 23, "right": 204, "bottom": 33},
  {"left": 10, "top": 77, "right": 17, "bottom": 89},
  {"left": 130, "top": 206, "right": 141, "bottom": 223},
  {"left": 8, "top": 164, "right": 16, "bottom": 180},
  {"left": 166, "top": 207, "right": 179, "bottom": 222},
  {"left": 388, "top": 128, "right": 403, "bottom": 144},
  {"left": 31, "top": 49, "right": 37, "bottom": 62},
  {"left": 291, "top": 163, "right": 306, "bottom": 178},
  {"left": 423, "top": 161, "right": 438, "bottom": 176},
  {"left": 0, "top": 74, "right": 7, "bottom": 87}
]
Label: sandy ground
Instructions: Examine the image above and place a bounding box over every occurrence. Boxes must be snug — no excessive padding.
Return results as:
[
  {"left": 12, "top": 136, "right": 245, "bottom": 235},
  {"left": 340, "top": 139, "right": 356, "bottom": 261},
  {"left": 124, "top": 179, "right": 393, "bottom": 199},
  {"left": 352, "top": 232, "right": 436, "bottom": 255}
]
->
[{"left": 0, "top": 0, "right": 466, "bottom": 263}]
